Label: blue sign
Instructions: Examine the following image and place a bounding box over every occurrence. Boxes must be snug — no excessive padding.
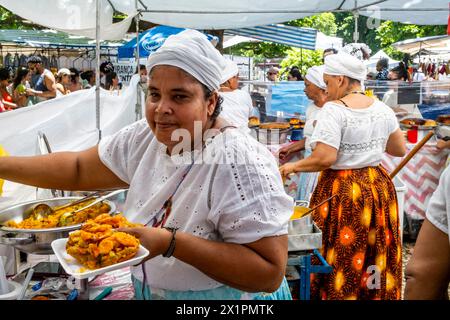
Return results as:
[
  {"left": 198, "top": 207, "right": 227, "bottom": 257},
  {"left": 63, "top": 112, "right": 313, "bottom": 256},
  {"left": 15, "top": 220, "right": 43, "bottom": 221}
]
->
[
  {"left": 267, "top": 82, "right": 310, "bottom": 117},
  {"left": 118, "top": 26, "right": 219, "bottom": 60}
]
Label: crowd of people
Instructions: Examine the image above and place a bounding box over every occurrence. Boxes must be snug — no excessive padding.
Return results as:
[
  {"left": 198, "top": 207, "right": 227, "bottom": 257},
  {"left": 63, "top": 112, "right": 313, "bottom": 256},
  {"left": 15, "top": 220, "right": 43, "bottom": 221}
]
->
[{"left": 0, "top": 56, "right": 144, "bottom": 113}]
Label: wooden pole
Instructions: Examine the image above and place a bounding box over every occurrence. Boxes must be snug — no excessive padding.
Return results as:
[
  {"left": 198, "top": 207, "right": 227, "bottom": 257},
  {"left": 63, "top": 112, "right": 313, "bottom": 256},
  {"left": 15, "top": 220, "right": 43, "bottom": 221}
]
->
[{"left": 390, "top": 131, "right": 434, "bottom": 179}]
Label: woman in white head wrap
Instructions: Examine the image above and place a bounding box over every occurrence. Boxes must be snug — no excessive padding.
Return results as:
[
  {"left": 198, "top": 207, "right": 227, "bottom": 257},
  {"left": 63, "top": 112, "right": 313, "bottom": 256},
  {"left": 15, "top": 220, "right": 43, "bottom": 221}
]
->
[
  {"left": 219, "top": 58, "right": 254, "bottom": 132},
  {"left": 280, "top": 52, "right": 407, "bottom": 300},
  {"left": 279, "top": 65, "right": 327, "bottom": 201},
  {"left": 0, "top": 29, "right": 293, "bottom": 300}
]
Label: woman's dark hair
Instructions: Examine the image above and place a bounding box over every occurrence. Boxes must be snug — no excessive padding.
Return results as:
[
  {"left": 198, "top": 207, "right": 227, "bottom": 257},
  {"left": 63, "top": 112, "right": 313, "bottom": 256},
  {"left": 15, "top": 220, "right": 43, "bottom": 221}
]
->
[
  {"left": 80, "top": 70, "right": 94, "bottom": 82},
  {"left": 13, "top": 67, "right": 29, "bottom": 90},
  {"left": 105, "top": 71, "right": 118, "bottom": 89},
  {"left": 324, "top": 48, "right": 338, "bottom": 55},
  {"left": 136, "top": 64, "right": 147, "bottom": 74},
  {"left": 289, "top": 66, "right": 303, "bottom": 81},
  {"left": 27, "top": 55, "right": 42, "bottom": 64},
  {"left": 377, "top": 58, "right": 389, "bottom": 70},
  {"left": 202, "top": 84, "right": 223, "bottom": 121},
  {"left": 0, "top": 68, "right": 10, "bottom": 81},
  {"left": 100, "top": 61, "right": 114, "bottom": 74},
  {"left": 69, "top": 68, "right": 80, "bottom": 84},
  {"left": 390, "top": 62, "right": 409, "bottom": 81}
]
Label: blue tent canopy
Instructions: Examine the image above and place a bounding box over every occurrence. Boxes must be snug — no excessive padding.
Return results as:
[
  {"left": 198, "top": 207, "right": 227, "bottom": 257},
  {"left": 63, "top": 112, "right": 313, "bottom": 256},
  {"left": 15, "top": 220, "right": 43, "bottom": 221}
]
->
[
  {"left": 118, "top": 25, "right": 219, "bottom": 60},
  {"left": 118, "top": 26, "right": 185, "bottom": 60}
]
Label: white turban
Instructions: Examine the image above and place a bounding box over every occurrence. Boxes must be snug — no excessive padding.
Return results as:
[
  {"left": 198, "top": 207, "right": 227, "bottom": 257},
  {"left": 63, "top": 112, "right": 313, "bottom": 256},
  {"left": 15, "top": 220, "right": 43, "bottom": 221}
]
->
[
  {"left": 147, "top": 29, "right": 226, "bottom": 91},
  {"left": 305, "top": 65, "right": 326, "bottom": 90},
  {"left": 324, "top": 52, "right": 367, "bottom": 82},
  {"left": 220, "top": 58, "right": 239, "bottom": 84}
]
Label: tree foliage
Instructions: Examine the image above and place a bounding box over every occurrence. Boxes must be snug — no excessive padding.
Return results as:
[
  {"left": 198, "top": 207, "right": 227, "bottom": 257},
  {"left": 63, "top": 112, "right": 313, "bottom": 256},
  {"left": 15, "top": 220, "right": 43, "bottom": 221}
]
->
[
  {"left": 0, "top": 7, "right": 36, "bottom": 29},
  {"left": 280, "top": 48, "right": 323, "bottom": 77},
  {"left": 376, "top": 21, "right": 446, "bottom": 60}
]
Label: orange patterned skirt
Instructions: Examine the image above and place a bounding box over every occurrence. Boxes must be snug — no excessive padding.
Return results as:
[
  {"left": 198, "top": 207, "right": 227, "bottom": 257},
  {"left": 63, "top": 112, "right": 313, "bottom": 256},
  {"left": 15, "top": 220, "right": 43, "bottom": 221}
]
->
[{"left": 310, "top": 166, "right": 402, "bottom": 300}]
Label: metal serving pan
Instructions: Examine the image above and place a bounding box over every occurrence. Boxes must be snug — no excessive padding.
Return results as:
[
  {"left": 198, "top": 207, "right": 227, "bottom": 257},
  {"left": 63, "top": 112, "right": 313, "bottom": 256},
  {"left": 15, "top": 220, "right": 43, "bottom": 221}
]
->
[
  {"left": 287, "top": 222, "right": 322, "bottom": 252},
  {"left": 0, "top": 197, "right": 116, "bottom": 254}
]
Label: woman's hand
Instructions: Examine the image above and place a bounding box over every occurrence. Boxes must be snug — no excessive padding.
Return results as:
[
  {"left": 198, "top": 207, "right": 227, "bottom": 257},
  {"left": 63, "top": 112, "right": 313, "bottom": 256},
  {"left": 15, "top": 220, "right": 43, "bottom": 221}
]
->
[
  {"left": 278, "top": 145, "right": 292, "bottom": 161},
  {"left": 116, "top": 226, "right": 172, "bottom": 260},
  {"left": 279, "top": 162, "right": 299, "bottom": 178}
]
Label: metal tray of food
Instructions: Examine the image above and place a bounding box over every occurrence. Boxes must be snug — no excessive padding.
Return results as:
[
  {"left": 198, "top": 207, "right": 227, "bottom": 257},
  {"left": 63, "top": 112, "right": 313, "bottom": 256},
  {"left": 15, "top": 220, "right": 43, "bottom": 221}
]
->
[
  {"left": 0, "top": 197, "right": 115, "bottom": 233},
  {"left": 287, "top": 222, "right": 322, "bottom": 252}
]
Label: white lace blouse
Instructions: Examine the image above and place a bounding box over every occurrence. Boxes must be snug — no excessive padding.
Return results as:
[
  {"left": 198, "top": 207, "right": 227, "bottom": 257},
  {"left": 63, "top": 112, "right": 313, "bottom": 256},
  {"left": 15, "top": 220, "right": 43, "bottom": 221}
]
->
[
  {"left": 309, "top": 100, "right": 399, "bottom": 170},
  {"left": 98, "top": 119, "right": 293, "bottom": 291},
  {"left": 426, "top": 166, "right": 450, "bottom": 240}
]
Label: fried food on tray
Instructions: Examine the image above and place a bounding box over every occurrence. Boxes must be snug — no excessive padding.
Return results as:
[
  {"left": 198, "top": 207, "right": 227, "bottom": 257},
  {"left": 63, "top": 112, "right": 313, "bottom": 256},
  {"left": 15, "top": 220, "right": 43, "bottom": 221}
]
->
[
  {"left": 5, "top": 201, "right": 111, "bottom": 229},
  {"left": 259, "top": 122, "right": 291, "bottom": 130},
  {"left": 437, "top": 115, "right": 450, "bottom": 125},
  {"left": 423, "top": 120, "right": 437, "bottom": 127},
  {"left": 66, "top": 214, "right": 142, "bottom": 270},
  {"left": 248, "top": 116, "right": 260, "bottom": 127}
]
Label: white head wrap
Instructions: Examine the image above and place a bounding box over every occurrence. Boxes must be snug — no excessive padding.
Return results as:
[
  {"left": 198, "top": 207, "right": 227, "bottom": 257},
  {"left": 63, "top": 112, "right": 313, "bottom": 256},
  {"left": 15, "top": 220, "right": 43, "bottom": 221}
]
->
[
  {"left": 220, "top": 58, "right": 239, "bottom": 84},
  {"left": 305, "top": 65, "right": 326, "bottom": 90},
  {"left": 146, "top": 29, "right": 226, "bottom": 91},
  {"left": 324, "top": 52, "right": 367, "bottom": 82},
  {"left": 342, "top": 43, "right": 372, "bottom": 61}
]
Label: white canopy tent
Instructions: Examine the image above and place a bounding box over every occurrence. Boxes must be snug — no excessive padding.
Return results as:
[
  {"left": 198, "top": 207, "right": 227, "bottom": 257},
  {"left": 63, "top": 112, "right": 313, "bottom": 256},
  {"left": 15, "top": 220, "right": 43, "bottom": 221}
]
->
[
  {"left": 365, "top": 49, "right": 400, "bottom": 70},
  {"left": 0, "top": 0, "right": 447, "bottom": 139},
  {"left": 0, "top": 0, "right": 447, "bottom": 41},
  {"left": 392, "top": 35, "right": 450, "bottom": 55}
]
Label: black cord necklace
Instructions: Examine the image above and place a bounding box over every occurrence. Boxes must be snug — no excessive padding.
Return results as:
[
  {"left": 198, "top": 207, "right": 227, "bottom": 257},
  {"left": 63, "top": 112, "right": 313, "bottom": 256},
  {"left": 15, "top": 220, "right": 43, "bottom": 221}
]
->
[{"left": 348, "top": 90, "right": 366, "bottom": 96}]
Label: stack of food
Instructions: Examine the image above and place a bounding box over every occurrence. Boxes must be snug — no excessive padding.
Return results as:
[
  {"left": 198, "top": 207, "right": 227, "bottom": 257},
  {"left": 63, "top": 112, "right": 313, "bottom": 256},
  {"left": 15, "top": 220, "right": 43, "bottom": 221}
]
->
[
  {"left": 437, "top": 115, "right": 450, "bottom": 125},
  {"left": 66, "top": 214, "right": 142, "bottom": 270},
  {"left": 248, "top": 116, "right": 260, "bottom": 127},
  {"left": 258, "top": 122, "right": 291, "bottom": 130}
]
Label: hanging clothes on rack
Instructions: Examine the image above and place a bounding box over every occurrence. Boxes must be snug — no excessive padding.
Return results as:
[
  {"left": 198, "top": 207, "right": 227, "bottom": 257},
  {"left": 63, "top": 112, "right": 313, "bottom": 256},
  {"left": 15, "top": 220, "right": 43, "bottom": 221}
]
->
[
  {"left": 3, "top": 53, "right": 12, "bottom": 69},
  {"left": 13, "top": 53, "right": 20, "bottom": 69},
  {"left": 19, "top": 54, "right": 28, "bottom": 66},
  {"left": 50, "top": 55, "right": 58, "bottom": 70}
]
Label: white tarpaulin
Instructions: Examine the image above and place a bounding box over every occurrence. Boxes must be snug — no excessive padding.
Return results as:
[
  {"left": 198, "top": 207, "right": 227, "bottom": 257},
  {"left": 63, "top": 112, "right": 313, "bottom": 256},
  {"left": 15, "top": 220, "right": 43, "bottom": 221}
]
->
[
  {"left": 1, "top": 0, "right": 447, "bottom": 41},
  {"left": 392, "top": 35, "right": 450, "bottom": 55},
  {"left": 0, "top": 0, "right": 136, "bottom": 40},
  {"left": 0, "top": 76, "right": 144, "bottom": 208}
]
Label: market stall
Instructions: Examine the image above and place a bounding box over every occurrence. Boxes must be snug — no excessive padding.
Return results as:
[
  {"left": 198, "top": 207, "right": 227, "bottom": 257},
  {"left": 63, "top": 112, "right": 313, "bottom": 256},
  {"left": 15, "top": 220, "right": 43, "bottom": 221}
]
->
[{"left": 1, "top": 0, "right": 449, "bottom": 301}]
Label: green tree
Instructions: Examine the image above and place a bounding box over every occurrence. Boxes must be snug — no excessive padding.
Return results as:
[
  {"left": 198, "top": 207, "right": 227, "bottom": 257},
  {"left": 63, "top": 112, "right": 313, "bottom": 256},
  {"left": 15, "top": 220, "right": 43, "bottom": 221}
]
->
[
  {"left": 280, "top": 48, "right": 323, "bottom": 77},
  {"left": 0, "top": 6, "right": 37, "bottom": 29},
  {"left": 287, "top": 12, "right": 337, "bottom": 36},
  {"left": 375, "top": 21, "right": 446, "bottom": 60},
  {"left": 334, "top": 12, "right": 380, "bottom": 54}
]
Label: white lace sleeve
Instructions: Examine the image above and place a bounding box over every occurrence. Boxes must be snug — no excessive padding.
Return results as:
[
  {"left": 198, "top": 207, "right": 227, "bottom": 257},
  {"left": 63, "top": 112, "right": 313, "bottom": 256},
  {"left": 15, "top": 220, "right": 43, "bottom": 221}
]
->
[
  {"left": 386, "top": 105, "right": 400, "bottom": 134},
  {"left": 207, "top": 134, "right": 293, "bottom": 244},
  {"left": 98, "top": 120, "right": 152, "bottom": 184},
  {"left": 426, "top": 167, "right": 450, "bottom": 236},
  {"left": 309, "top": 104, "right": 342, "bottom": 150}
]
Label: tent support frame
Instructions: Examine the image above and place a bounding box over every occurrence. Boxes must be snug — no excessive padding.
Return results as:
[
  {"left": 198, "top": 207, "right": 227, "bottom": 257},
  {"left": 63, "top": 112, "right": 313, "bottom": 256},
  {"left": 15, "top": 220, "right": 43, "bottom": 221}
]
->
[{"left": 96, "top": 0, "right": 101, "bottom": 142}]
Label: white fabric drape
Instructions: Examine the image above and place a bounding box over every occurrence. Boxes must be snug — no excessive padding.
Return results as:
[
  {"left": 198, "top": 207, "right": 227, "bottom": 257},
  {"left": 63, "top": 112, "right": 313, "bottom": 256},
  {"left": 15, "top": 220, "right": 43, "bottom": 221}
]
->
[
  {"left": 0, "top": 0, "right": 446, "bottom": 41},
  {"left": 0, "top": 0, "right": 136, "bottom": 40}
]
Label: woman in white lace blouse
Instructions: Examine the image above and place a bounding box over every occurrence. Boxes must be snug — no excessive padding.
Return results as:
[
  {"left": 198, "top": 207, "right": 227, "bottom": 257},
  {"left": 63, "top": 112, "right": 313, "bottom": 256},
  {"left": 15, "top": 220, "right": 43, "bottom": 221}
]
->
[{"left": 280, "top": 52, "right": 406, "bottom": 300}]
